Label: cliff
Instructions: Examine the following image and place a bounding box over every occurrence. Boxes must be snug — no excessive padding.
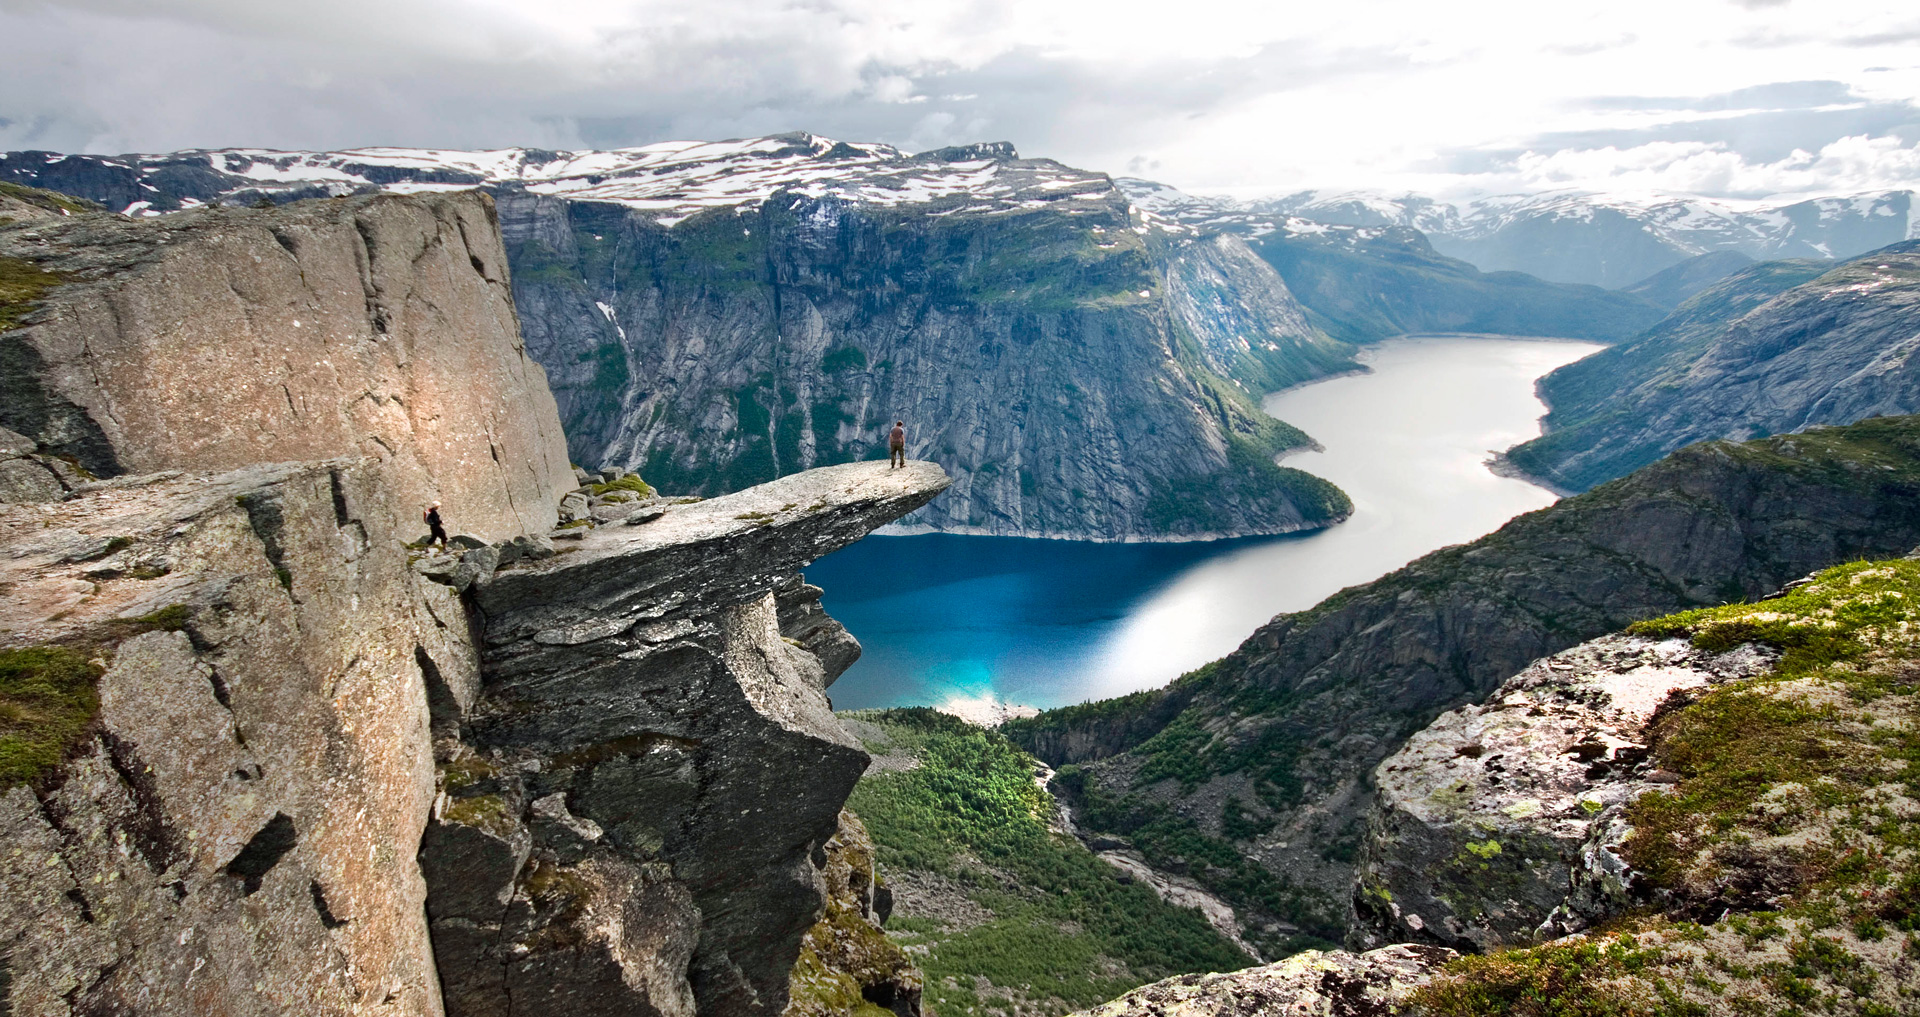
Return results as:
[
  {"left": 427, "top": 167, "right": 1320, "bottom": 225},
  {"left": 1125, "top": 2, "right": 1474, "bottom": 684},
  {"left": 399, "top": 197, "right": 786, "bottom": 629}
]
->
[
  {"left": 0, "top": 139, "right": 1362, "bottom": 542},
  {"left": 496, "top": 181, "right": 1352, "bottom": 542},
  {"left": 0, "top": 190, "right": 575, "bottom": 541},
  {"left": 1506, "top": 243, "right": 1920, "bottom": 492},
  {"left": 1008, "top": 414, "right": 1920, "bottom": 954},
  {"left": 0, "top": 191, "right": 949, "bottom": 1017}
]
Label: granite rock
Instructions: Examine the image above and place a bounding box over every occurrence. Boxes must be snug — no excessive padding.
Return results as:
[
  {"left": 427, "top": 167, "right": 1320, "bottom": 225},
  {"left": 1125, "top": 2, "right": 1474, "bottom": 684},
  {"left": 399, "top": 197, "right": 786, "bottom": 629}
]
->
[
  {"left": 1069, "top": 944, "right": 1453, "bottom": 1017},
  {"left": 0, "top": 191, "right": 574, "bottom": 540},
  {"left": 1351, "top": 634, "right": 1778, "bottom": 952}
]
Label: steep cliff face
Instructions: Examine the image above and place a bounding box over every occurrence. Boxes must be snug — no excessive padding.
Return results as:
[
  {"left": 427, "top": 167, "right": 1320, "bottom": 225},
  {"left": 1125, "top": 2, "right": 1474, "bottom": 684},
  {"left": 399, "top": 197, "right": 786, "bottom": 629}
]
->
[
  {"left": 423, "top": 461, "right": 948, "bottom": 1017},
  {"left": 1008, "top": 414, "right": 1920, "bottom": 947},
  {"left": 0, "top": 461, "right": 454, "bottom": 1016},
  {"left": 1507, "top": 243, "right": 1920, "bottom": 492},
  {"left": 0, "top": 192, "right": 945, "bottom": 1017},
  {"left": 498, "top": 183, "right": 1352, "bottom": 541},
  {"left": 0, "top": 190, "right": 575, "bottom": 539}
]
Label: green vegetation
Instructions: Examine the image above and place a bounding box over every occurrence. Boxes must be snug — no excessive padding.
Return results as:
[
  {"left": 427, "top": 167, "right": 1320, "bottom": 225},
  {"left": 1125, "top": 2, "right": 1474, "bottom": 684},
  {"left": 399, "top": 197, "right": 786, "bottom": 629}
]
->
[
  {"left": 0, "top": 256, "right": 66, "bottom": 332},
  {"left": 821, "top": 346, "right": 868, "bottom": 373},
  {"left": 0, "top": 180, "right": 102, "bottom": 217},
  {"left": 1411, "top": 933, "right": 1691, "bottom": 1017},
  {"left": 842, "top": 708, "right": 1250, "bottom": 1016},
  {"left": 0, "top": 645, "right": 104, "bottom": 789},
  {"left": 1622, "top": 559, "right": 1920, "bottom": 908},
  {"left": 1417, "top": 556, "right": 1920, "bottom": 1014},
  {"left": 1141, "top": 434, "right": 1350, "bottom": 536},
  {"left": 589, "top": 473, "right": 655, "bottom": 498}
]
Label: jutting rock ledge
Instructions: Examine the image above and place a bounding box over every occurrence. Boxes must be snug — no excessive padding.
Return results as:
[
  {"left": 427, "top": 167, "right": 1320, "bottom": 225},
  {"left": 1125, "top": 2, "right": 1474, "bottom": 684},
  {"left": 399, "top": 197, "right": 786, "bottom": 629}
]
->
[{"left": 0, "top": 187, "right": 949, "bottom": 1017}]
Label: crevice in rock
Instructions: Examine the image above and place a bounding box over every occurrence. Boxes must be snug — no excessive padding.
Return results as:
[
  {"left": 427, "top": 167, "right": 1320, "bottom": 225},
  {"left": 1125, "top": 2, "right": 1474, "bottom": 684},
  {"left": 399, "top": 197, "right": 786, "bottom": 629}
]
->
[
  {"left": 309, "top": 879, "right": 348, "bottom": 928},
  {"left": 100, "top": 731, "right": 185, "bottom": 876},
  {"left": 234, "top": 490, "right": 294, "bottom": 594},
  {"left": 416, "top": 644, "right": 461, "bottom": 738},
  {"left": 63, "top": 887, "right": 94, "bottom": 924},
  {"left": 206, "top": 666, "right": 233, "bottom": 710},
  {"left": 327, "top": 468, "right": 351, "bottom": 527},
  {"left": 226, "top": 813, "right": 298, "bottom": 896}
]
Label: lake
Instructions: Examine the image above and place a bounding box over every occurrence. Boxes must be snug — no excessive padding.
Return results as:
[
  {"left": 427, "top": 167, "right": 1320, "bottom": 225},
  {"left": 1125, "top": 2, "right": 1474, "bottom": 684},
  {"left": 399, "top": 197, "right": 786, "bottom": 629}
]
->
[{"left": 809, "top": 335, "right": 1604, "bottom": 717}]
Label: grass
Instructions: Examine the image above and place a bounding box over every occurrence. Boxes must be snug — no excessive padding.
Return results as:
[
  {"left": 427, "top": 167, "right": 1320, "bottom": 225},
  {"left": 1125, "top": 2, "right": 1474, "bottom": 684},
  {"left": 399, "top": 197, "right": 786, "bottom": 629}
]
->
[
  {"left": 589, "top": 473, "right": 655, "bottom": 498},
  {"left": 1414, "top": 555, "right": 1920, "bottom": 1015},
  {"left": 0, "top": 255, "right": 67, "bottom": 332},
  {"left": 0, "top": 645, "right": 105, "bottom": 789},
  {"left": 0, "top": 180, "right": 102, "bottom": 216},
  {"left": 841, "top": 708, "right": 1251, "bottom": 1017},
  {"left": 1411, "top": 933, "right": 1689, "bottom": 1017}
]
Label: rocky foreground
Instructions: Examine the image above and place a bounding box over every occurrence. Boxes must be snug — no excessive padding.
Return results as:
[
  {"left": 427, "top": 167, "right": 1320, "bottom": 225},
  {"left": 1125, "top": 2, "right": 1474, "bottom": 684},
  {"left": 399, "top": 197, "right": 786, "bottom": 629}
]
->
[
  {"left": 1079, "top": 556, "right": 1920, "bottom": 1016},
  {"left": 0, "top": 187, "right": 948, "bottom": 1017}
]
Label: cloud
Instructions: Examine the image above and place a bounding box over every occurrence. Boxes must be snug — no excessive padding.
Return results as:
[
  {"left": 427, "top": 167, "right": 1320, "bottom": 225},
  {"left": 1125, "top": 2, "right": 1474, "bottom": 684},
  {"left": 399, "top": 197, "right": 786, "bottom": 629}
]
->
[
  {"left": 1448, "top": 134, "right": 1920, "bottom": 199},
  {"left": 0, "top": 0, "right": 1916, "bottom": 202}
]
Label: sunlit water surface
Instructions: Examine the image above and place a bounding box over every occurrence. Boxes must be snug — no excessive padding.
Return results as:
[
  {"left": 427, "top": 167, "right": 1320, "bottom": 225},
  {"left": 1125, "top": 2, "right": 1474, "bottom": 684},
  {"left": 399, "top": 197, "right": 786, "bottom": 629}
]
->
[{"left": 812, "top": 335, "right": 1603, "bottom": 715}]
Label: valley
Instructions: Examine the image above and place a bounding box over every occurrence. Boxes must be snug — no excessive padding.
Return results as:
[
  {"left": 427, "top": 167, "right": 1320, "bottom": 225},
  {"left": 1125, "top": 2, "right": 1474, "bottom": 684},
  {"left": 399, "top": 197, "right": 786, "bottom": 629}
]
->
[
  {"left": 8, "top": 116, "right": 1920, "bottom": 1017},
  {"left": 811, "top": 335, "right": 1600, "bottom": 715}
]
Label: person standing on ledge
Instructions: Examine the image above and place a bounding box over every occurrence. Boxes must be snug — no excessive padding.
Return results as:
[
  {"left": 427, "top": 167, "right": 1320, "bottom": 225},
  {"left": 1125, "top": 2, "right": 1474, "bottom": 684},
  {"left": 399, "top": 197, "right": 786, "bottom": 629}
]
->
[
  {"left": 889, "top": 420, "right": 907, "bottom": 469},
  {"left": 424, "top": 501, "right": 449, "bottom": 548}
]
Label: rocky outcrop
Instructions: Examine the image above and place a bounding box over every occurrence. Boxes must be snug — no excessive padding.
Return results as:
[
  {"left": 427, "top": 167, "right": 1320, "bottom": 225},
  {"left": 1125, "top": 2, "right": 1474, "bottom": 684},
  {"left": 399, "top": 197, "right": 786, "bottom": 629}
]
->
[
  {"left": 0, "top": 190, "right": 575, "bottom": 540},
  {"left": 1009, "top": 413, "right": 1920, "bottom": 944},
  {"left": 419, "top": 460, "right": 948, "bottom": 1017},
  {"left": 784, "top": 810, "right": 921, "bottom": 1017},
  {"left": 1507, "top": 243, "right": 1920, "bottom": 492},
  {"left": 1067, "top": 944, "right": 1452, "bottom": 1017},
  {"left": 1, "top": 190, "right": 943, "bottom": 1017},
  {"left": 1350, "top": 635, "right": 1777, "bottom": 952},
  {"left": 0, "top": 460, "right": 455, "bottom": 1017}
]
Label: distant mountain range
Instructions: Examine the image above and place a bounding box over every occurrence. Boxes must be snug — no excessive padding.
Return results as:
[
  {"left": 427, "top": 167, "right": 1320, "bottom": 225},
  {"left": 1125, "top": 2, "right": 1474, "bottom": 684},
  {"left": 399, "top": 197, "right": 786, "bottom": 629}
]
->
[{"left": 1122, "top": 180, "right": 1919, "bottom": 289}]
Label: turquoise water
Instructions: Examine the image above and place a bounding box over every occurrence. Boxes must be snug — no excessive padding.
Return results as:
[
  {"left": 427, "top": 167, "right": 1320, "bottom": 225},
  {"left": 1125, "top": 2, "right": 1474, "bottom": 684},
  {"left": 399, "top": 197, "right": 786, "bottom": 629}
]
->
[{"left": 811, "top": 335, "right": 1602, "bottom": 716}]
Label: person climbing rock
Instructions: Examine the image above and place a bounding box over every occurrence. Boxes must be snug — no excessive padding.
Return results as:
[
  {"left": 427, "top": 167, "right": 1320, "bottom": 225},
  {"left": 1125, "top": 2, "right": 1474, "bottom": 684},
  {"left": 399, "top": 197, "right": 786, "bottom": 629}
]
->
[
  {"left": 889, "top": 420, "right": 907, "bottom": 469},
  {"left": 424, "top": 501, "right": 449, "bottom": 548}
]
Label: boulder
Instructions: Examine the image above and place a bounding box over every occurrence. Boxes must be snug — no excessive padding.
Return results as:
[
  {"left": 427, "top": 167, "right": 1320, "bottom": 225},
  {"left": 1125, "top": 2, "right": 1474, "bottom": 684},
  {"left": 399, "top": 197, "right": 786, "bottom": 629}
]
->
[
  {"left": 1351, "top": 634, "right": 1778, "bottom": 952},
  {"left": 1070, "top": 944, "right": 1453, "bottom": 1017}
]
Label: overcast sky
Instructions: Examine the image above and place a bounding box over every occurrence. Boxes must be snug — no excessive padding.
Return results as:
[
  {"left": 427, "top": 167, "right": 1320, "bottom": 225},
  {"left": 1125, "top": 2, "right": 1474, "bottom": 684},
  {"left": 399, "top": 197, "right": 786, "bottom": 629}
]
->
[{"left": 2, "top": 0, "right": 1917, "bottom": 201}]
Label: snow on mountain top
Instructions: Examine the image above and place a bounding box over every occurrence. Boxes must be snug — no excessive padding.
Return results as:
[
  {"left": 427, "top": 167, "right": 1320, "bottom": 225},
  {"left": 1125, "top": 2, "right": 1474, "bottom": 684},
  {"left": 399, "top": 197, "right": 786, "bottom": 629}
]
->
[
  {"left": 1116, "top": 176, "right": 1918, "bottom": 259},
  {"left": 47, "top": 133, "right": 1126, "bottom": 226}
]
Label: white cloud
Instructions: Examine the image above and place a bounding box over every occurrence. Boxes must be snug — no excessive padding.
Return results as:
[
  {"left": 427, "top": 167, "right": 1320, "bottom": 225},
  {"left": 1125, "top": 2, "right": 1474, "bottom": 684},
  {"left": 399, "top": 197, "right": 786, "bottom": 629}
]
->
[{"left": 0, "top": 0, "right": 1916, "bottom": 200}]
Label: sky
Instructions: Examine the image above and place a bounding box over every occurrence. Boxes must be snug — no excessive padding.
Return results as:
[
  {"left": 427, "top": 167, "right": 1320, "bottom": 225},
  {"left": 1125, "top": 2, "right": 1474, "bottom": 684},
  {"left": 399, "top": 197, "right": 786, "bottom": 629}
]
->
[{"left": 2, "top": 0, "right": 1917, "bottom": 201}]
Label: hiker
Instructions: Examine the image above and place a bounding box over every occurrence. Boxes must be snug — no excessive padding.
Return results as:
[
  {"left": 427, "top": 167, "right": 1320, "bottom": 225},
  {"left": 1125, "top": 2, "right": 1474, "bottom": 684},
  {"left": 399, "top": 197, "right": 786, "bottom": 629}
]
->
[
  {"left": 889, "top": 420, "right": 907, "bottom": 469},
  {"left": 424, "top": 501, "right": 449, "bottom": 548}
]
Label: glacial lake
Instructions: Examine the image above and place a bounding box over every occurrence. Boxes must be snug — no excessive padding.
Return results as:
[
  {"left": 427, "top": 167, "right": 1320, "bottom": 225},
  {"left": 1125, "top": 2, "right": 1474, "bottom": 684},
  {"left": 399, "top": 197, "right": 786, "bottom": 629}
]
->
[{"left": 811, "top": 335, "right": 1604, "bottom": 717}]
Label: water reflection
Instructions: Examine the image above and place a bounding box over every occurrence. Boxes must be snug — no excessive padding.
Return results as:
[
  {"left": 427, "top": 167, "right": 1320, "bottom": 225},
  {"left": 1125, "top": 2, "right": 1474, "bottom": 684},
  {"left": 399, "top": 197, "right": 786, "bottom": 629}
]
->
[{"left": 813, "top": 335, "right": 1603, "bottom": 713}]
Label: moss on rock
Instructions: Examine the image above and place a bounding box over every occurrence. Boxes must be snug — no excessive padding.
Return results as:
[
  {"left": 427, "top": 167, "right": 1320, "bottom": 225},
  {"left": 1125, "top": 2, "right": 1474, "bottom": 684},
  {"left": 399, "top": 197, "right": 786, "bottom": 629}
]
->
[{"left": 0, "top": 644, "right": 105, "bottom": 789}]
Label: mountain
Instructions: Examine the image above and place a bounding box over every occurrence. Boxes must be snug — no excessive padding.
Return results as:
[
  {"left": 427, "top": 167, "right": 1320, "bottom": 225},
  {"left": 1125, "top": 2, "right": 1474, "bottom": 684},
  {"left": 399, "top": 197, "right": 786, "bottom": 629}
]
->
[
  {"left": 2, "top": 137, "right": 1360, "bottom": 541},
  {"left": 1238, "top": 222, "right": 1664, "bottom": 344},
  {"left": 1617, "top": 249, "right": 1755, "bottom": 308},
  {"left": 1125, "top": 179, "right": 1920, "bottom": 289},
  {"left": 1005, "top": 413, "right": 1920, "bottom": 949},
  {"left": 1505, "top": 242, "right": 1920, "bottom": 492},
  {"left": 1120, "top": 180, "right": 1669, "bottom": 342}
]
